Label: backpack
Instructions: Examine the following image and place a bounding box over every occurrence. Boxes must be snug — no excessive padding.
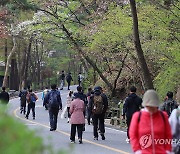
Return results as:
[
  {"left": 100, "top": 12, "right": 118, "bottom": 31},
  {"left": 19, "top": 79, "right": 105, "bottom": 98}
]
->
[
  {"left": 49, "top": 91, "right": 59, "bottom": 108},
  {"left": 164, "top": 100, "right": 177, "bottom": 116},
  {"left": 20, "top": 91, "right": 27, "bottom": 102},
  {"left": 92, "top": 95, "right": 104, "bottom": 114},
  {"left": 30, "top": 94, "right": 36, "bottom": 103}
]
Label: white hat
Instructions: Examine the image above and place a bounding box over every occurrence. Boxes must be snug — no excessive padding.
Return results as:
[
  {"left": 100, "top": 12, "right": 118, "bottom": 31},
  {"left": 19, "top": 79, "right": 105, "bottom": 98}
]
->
[{"left": 142, "top": 90, "right": 160, "bottom": 107}]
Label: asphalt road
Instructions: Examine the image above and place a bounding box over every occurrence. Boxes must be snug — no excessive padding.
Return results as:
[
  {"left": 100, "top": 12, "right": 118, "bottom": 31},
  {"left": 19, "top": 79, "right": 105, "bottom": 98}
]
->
[{"left": 8, "top": 85, "right": 132, "bottom": 154}]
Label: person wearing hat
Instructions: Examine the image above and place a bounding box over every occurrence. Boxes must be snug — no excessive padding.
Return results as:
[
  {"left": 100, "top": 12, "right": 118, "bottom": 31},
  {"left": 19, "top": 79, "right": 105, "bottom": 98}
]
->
[
  {"left": 89, "top": 86, "right": 108, "bottom": 140},
  {"left": 69, "top": 92, "right": 85, "bottom": 144},
  {"left": 129, "top": 90, "right": 172, "bottom": 154}
]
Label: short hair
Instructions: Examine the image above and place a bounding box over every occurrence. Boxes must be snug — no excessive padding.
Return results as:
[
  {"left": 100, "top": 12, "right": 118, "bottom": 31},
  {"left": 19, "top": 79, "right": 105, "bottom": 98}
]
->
[
  {"left": 51, "top": 84, "right": 57, "bottom": 90},
  {"left": 45, "top": 87, "right": 48, "bottom": 89},
  {"left": 88, "top": 87, "right": 92, "bottom": 92},
  {"left": 167, "top": 91, "right": 173, "bottom": 98},
  {"left": 29, "top": 89, "right": 32, "bottom": 92},
  {"left": 77, "top": 86, "right": 82, "bottom": 92},
  {"left": 130, "top": 86, "right": 136, "bottom": 93},
  {"left": 2, "top": 87, "right": 5, "bottom": 91}
]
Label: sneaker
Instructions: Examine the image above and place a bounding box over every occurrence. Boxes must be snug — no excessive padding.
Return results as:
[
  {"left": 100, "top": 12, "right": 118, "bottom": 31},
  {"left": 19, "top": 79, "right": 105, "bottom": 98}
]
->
[
  {"left": 50, "top": 128, "right": 54, "bottom": 131},
  {"left": 126, "top": 138, "right": 130, "bottom": 143},
  {"left": 25, "top": 116, "right": 28, "bottom": 119},
  {"left": 70, "top": 140, "right": 75, "bottom": 143},
  {"left": 101, "top": 134, "right": 105, "bottom": 140},
  {"left": 94, "top": 137, "right": 98, "bottom": 140},
  {"left": 33, "top": 117, "right": 35, "bottom": 120}
]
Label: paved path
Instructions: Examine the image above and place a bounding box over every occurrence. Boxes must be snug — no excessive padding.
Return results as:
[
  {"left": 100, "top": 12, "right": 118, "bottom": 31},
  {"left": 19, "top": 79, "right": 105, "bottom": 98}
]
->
[{"left": 8, "top": 85, "right": 132, "bottom": 154}]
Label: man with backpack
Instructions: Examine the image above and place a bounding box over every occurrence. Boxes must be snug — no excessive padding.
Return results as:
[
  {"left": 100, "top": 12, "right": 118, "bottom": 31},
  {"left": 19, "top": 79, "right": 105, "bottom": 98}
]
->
[
  {"left": 66, "top": 72, "right": 73, "bottom": 90},
  {"left": 25, "top": 89, "right": 38, "bottom": 120},
  {"left": 122, "top": 86, "right": 142, "bottom": 143},
  {"left": 19, "top": 87, "right": 28, "bottom": 114},
  {"left": 78, "top": 73, "right": 84, "bottom": 86},
  {"left": 44, "top": 84, "right": 62, "bottom": 131},
  {"left": 160, "top": 91, "right": 178, "bottom": 117},
  {"left": 89, "top": 86, "right": 108, "bottom": 140}
]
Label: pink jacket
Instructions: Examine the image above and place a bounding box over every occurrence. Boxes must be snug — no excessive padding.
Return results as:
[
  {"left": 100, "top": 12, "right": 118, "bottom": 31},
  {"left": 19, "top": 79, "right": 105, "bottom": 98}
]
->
[
  {"left": 70, "top": 98, "right": 85, "bottom": 124},
  {"left": 129, "top": 109, "right": 172, "bottom": 154}
]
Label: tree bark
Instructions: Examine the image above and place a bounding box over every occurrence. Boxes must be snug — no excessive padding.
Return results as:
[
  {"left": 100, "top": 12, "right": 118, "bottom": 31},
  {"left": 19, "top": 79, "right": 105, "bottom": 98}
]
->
[
  {"left": 129, "top": 0, "right": 154, "bottom": 90},
  {"left": 3, "top": 36, "right": 17, "bottom": 88}
]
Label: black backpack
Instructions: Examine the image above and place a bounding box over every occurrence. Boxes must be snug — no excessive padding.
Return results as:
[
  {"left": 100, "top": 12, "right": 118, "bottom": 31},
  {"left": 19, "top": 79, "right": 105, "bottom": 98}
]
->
[
  {"left": 164, "top": 100, "right": 177, "bottom": 116},
  {"left": 49, "top": 91, "right": 59, "bottom": 108}
]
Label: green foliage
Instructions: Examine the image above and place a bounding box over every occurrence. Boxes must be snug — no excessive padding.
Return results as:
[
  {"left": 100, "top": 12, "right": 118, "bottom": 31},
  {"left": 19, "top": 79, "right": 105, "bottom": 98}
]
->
[{"left": 0, "top": 106, "right": 45, "bottom": 154}]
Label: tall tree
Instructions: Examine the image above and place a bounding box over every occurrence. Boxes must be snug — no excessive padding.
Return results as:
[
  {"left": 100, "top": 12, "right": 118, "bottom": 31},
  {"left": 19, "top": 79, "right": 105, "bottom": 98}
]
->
[{"left": 129, "top": 0, "right": 154, "bottom": 90}]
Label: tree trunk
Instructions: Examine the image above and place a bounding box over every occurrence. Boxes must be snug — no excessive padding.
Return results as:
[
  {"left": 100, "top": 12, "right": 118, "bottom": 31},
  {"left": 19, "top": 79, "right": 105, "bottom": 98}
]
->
[
  {"left": 111, "top": 53, "right": 128, "bottom": 96},
  {"left": 62, "top": 24, "right": 113, "bottom": 90},
  {"left": 3, "top": 36, "right": 17, "bottom": 88},
  {"left": 129, "top": 0, "right": 154, "bottom": 90}
]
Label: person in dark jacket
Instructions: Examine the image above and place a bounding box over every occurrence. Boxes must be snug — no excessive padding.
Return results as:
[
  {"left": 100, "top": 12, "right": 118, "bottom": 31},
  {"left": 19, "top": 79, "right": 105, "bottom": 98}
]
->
[
  {"left": 66, "top": 73, "right": 73, "bottom": 90},
  {"left": 160, "top": 91, "right": 178, "bottom": 116},
  {"left": 44, "top": 84, "right": 62, "bottom": 131},
  {"left": 89, "top": 86, "right": 108, "bottom": 140},
  {"left": 19, "top": 87, "right": 28, "bottom": 114},
  {"left": 0, "top": 87, "right": 9, "bottom": 104},
  {"left": 122, "top": 86, "right": 142, "bottom": 143},
  {"left": 60, "top": 70, "right": 65, "bottom": 90}
]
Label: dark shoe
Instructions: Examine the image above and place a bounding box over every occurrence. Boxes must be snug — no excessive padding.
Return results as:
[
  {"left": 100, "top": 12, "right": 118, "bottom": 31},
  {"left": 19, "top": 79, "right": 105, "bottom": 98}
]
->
[
  {"left": 50, "top": 128, "right": 54, "bottom": 131},
  {"left": 33, "top": 117, "right": 35, "bottom": 120},
  {"left": 20, "top": 110, "right": 23, "bottom": 114},
  {"left": 101, "top": 134, "right": 105, "bottom": 140},
  {"left": 25, "top": 115, "right": 28, "bottom": 119},
  {"left": 94, "top": 137, "right": 98, "bottom": 140},
  {"left": 79, "top": 139, "right": 83, "bottom": 144},
  {"left": 60, "top": 88, "right": 63, "bottom": 90}
]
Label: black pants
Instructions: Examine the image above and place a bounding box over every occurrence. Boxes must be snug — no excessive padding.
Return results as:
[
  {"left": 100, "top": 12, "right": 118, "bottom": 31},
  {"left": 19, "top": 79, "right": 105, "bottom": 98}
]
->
[
  {"left": 20, "top": 100, "right": 26, "bottom": 114},
  {"left": 87, "top": 109, "right": 92, "bottom": 124},
  {"left": 67, "top": 81, "right": 71, "bottom": 90},
  {"left": 70, "top": 124, "right": 83, "bottom": 141},
  {"left": 78, "top": 80, "right": 81, "bottom": 86},
  {"left": 67, "top": 107, "right": 71, "bottom": 118},
  {"left": 26, "top": 103, "right": 35, "bottom": 118},
  {"left": 92, "top": 114, "right": 105, "bottom": 138},
  {"left": 49, "top": 108, "right": 59, "bottom": 130},
  {"left": 126, "top": 116, "right": 132, "bottom": 139}
]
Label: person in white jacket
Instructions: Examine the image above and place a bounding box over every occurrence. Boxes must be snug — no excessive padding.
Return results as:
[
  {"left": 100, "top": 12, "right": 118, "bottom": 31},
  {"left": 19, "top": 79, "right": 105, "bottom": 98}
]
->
[
  {"left": 169, "top": 105, "right": 180, "bottom": 154},
  {"left": 67, "top": 91, "right": 73, "bottom": 123}
]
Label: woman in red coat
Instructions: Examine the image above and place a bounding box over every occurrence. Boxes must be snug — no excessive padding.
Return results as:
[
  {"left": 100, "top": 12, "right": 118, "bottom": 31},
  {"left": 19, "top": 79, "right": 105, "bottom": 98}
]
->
[{"left": 129, "top": 90, "right": 172, "bottom": 154}]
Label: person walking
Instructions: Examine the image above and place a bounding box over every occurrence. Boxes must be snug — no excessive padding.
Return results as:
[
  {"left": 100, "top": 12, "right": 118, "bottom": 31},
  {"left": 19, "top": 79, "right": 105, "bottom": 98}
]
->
[
  {"left": 25, "top": 89, "right": 38, "bottom": 120},
  {"left": 0, "top": 87, "right": 9, "bottom": 104},
  {"left": 66, "top": 73, "right": 73, "bottom": 90},
  {"left": 19, "top": 87, "right": 28, "bottom": 114},
  {"left": 42, "top": 87, "right": 49, "bottom": 110},
  {"left": 78, "top": 72, "right": 84, "bottom": 86},
  {"left": 129, "top": 90, "right": 172, "bottom": 154},
  {"left": 169, "top": 105, "right": 180, "bottom": 154},
  {"left": 87, "top": 87, "right": 93, "bottom": 125},
  {"left": 67, "top": 90, "right": 73, "bottom": 123},
  {"left": 89, "top": 86, "right": 108, "bottom": 140},
  {"left": 74, "top": 86, "right": 88, "bottom": 131},
  {"left": 44, "top": 84, "right": 62, "bottom": 131},
  {"left": 122, "top": 86, "right": 142, "bottom": 143},
  {"left": 60, "top": 70, "right": 65, "bottom": 90},
  {"left": 70, "top": 93, "right": 85, "bottom": 144},
  {"left": 160, "top": 91, "right": 178, "bottom": 116}
]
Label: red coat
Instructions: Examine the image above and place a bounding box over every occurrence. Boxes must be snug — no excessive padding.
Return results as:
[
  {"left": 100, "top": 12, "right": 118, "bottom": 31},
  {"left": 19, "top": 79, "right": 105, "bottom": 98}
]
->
[
  {"left": 70, "top": 98, "right": 85, "bottom": 124},
  {"left": 129, "top": 110, "right": 172, "bottom": 154}
]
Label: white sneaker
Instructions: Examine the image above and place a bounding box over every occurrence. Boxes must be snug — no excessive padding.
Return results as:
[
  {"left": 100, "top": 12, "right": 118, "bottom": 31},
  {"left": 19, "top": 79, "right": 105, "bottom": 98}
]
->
[{"left": 126, "top": 138, "right": 130, "bottom": 143}]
